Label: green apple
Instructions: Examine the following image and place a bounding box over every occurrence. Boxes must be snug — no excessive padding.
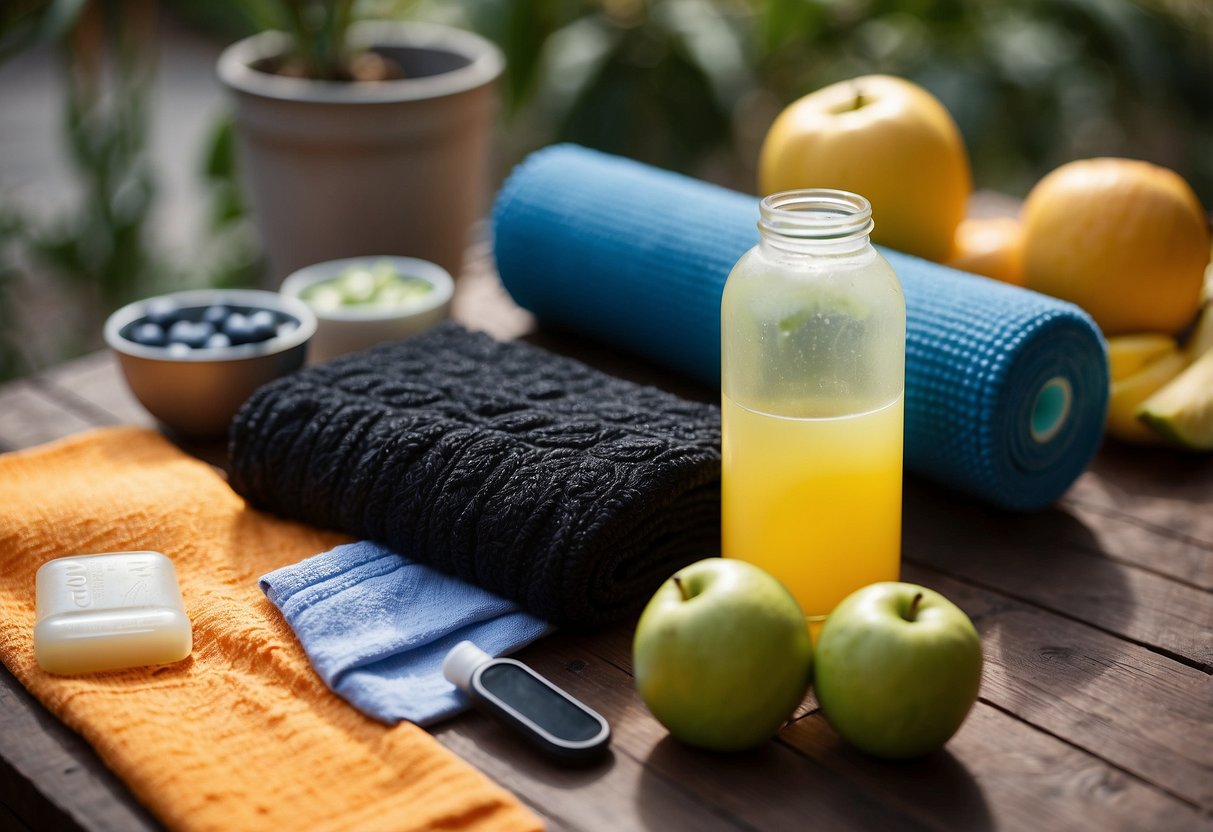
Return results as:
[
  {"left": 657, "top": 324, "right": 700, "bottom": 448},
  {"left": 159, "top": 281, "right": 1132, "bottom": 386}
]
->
[
  {"left": 632, "top": 558, "right": 813, "bottom": 752},
  {"left": 814, "top": 582, "right": 983, "bottom": 759}
]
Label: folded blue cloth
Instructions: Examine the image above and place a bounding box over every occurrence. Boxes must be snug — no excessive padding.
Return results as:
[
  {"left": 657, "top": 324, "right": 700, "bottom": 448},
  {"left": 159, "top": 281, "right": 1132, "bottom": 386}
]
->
[{"left": 260, "top": 540, "right": 552, "bottom": 726}]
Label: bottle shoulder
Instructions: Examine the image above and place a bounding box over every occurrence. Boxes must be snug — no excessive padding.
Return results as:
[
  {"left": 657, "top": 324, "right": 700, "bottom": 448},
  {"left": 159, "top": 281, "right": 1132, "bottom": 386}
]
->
[{"left": 725, "top": 243, "right": 904, "bottom": 305}]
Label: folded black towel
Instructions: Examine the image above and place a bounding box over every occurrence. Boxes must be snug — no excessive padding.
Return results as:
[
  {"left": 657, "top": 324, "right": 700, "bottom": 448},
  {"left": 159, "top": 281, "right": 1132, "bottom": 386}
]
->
[{"left": 227, "top": 323, "right": 722, "bottom": 628}]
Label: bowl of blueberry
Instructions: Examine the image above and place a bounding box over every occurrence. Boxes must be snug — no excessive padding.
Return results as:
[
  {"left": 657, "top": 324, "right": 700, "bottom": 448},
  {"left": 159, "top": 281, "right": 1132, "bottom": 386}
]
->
[{"left": 104, "top": 289, "right": 317, "bottom": 438}]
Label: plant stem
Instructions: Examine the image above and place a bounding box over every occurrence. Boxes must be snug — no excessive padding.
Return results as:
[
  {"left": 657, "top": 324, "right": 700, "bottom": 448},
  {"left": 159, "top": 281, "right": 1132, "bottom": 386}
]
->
[
  {"left": 328, "top": 0, "right": 355, "bottom": 77},
  {"left": 906, "top": 592, "right": 924, "bottom": 622},
  {"left": 850, "top": 81, "right": 869, "bottom": 111},
  {"left": 281, "top": 0, "right": 318, "bottom": 78},
  {"left": 672, "top": 575, "right": 690, "bottom": 602}
]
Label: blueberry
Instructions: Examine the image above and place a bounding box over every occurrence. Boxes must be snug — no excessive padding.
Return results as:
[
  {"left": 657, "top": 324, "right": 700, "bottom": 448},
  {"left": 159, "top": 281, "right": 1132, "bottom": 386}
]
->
[
  {"left": 276, "top": 320, "right": 298, "bottom": 338},
  {"left": 247, "top": 310, "right": 277, "bottom": 343},
  {"left": 249, "top": 309, "right": 276, "bottom": 329},
  {"left": 129, "top": 322, "right": 167, "bottom": 347},
  {"left": 202, "top": 305, "right": 231, "bottom": 326},
  {"left": 222, "top": 313, "right": 255, "bottom": 345},
  {"left": 168, "top": 320, "right": 215, "bottom": 349},
  {"left": 144, "top": 298, "right": 180, "bottom": 327},
  {"left": 205, "top": 332, "right": 232, "bottom": 349},
  {"left": 166, "top": 342, "right": 191, "bottom": 357}
]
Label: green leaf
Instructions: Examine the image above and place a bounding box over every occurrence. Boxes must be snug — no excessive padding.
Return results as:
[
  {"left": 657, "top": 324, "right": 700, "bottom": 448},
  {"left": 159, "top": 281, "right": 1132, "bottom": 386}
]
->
[
  {"left": 654, "top": 0, "right": 754, "bottom": 112},
  {"left": 759, "top": 0, "right": 824, "bottom": 56},
  {"left": 0, "top": 0, "right": 88, "bottom": 63}
]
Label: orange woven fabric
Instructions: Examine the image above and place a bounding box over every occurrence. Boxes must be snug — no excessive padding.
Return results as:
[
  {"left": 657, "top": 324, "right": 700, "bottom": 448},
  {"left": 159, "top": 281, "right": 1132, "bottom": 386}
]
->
[{"left": 0, "top": 427, "right": 542, "bottom": 832}]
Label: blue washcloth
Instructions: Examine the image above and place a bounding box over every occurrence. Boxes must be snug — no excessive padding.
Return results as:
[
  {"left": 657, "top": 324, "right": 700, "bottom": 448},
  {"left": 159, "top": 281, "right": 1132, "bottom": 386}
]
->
[
  {"left": 492, "top": 144, "right": 1109, "bottom": 511},
  {"left": 260, "top": 540, "right": 552, "bottom": 725}
]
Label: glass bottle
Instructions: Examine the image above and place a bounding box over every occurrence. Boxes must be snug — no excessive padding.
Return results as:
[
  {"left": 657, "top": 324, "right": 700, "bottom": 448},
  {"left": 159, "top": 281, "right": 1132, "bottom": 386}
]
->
[{"left": 721, "top": 189, "right": 906, "bottom": 626}]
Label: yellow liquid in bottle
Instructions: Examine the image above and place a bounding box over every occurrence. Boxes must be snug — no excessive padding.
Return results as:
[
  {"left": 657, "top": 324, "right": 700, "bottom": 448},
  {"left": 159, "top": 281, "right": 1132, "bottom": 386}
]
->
[{"left": 721, "top": 393, "right": 903, "bottom": 622}]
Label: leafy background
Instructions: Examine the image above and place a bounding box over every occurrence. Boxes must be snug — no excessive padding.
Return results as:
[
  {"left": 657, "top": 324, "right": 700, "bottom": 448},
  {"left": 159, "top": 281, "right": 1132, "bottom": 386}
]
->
[{"left": 1, "top": 0, "right": 1210, "bottom": 380}]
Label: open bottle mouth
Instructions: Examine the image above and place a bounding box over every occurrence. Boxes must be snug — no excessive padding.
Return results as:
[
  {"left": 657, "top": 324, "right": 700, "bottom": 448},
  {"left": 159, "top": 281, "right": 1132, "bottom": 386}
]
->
[
  {"left": 758, "top": 189, "right": 874, "bottom": 250},
  {"left": 760, "top": 189, "right": 874, "bottom": 238}
]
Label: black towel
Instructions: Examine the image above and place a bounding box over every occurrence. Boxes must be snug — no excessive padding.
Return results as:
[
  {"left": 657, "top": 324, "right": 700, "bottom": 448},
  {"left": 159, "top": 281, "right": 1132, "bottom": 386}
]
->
[{"left": 227, "top": 323, "right": 722, "bottom": 628}]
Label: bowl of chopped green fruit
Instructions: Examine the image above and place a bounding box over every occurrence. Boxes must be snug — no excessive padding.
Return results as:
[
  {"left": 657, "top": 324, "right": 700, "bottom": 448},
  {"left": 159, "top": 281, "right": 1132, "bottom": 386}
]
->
[{"left": 281, "top": 256, "right": 454, "bottom": 362}]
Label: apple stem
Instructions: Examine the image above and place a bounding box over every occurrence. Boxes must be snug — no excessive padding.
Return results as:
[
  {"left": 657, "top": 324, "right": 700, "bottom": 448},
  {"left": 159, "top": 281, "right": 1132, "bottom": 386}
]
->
[
  {"left": 907, "top": 592, "right": 924, "bottom": 622},
  {"left": 672, "top": 575, "right": 690, "bottom": 602},
  {"left": 851, "top": 83, "right": 868, "bottom": 111}
]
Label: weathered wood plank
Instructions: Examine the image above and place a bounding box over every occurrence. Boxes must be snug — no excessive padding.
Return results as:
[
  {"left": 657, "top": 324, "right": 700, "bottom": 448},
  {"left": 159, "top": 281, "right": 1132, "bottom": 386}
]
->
[
  {"left": 437, "top": 712, "right": 741, "bottom": 832},
  {"left": 903, "top": 482, "right": 1213, "bottom": 670},
  {"left": 453, "top": 631, "right": 928, "bottom": 832},
  {"left": 38, "top": 351, "right": 154, "bottom": 429},
  {"left": 0, "top": 379, "right": 150, "bottom": 832},
  {"left": 0, "top": 665, "right": 161, "bottom": 832},
  {"left": 2, "top": 245, "right": 1212, "bottom": 832},
  {"left": 906, "top": 565, "right": 1213, "bottom": 812},
  {"left": 451, "top": 239, "right": 536, "bottom": 342},
  {"left": 1061, "top": 499, "right": 1213, "bottom": 590},
  {"left": 0, "top": 799, "right": 35, "bottom": 832},
  {"left": 518, "top": 626, "right": 1211, "bottom": 832},
  {"left": 1068, "top": 444, "right": 1213, "bottom": 548},
  {"left": 781, "top": 707, "right": 1211, "bottom": 832},
  {"left": 579, "top": 563, "right": 1213, "bottom": 814},
  {"left": 0, "top": 382, "right": 100, "bottom": 452}
]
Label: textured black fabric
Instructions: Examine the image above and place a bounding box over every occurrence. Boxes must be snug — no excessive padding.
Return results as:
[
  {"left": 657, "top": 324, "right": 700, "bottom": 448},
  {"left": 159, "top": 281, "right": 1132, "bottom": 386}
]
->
[{"left": 227, "top": 323, "right": 722, "bottom": 628}]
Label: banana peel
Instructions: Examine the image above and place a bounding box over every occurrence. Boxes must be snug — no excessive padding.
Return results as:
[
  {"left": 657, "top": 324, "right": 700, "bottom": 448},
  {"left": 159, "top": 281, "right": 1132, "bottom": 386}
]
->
[
  {"left": 1104, "top": 246, "right": 1211, "bottom": 448},
  {"left": 1138, "top": 332, "right": 1213, "bottom": 450},
  {"left": 1186, "top": 299, "right": 1213, "bottom": 360},
  {"left": 1106, "top": 297, "right": 1213, "bottom": 450},
  {"left": 1107, "top": 334, "right": 1178, "bottom": 382},
  {"left": 1106, "top": 348, "right": 1187, "bottom": 444}
]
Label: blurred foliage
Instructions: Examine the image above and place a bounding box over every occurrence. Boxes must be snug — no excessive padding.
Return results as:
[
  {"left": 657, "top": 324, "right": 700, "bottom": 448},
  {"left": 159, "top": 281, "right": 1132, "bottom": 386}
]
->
[
  {"left": 1, "top": 0, "right": 1208, "bottom": 382},
  {"left": 0, "top": 0, "right": 165, "bottom": 380},
  {"left": 389, "top": 0, "right": 1213, "bottom": 201},
  {"left": 195, "top": 116, "right": 265, "bottom": 289},
  {"left": 0, "top": 0, "right": 86, "bottom": 61},
  {"left": 0, "top": 0, "right": 258, "bottom": 380},
  {"left": 173, "top": 0, "right": 1212, "bottom": 197},
  {"left": 0, "top": 211, "right": 29, "bottom": 380},
  {"left": 265, "top": 0, "right": 357, "bottom": 79},
  {"left": 35, "top": 2, "right": 158, "bottom": 310}
]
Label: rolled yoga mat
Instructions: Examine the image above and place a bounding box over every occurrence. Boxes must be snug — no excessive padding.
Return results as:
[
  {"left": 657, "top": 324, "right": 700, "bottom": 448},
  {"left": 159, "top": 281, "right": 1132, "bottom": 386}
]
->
[
  {"left": 228, "top": 322, "right": 720, "bottom": 629},
  {"left": 492, "top": 144, "right": 1109, "bottom": 511}
]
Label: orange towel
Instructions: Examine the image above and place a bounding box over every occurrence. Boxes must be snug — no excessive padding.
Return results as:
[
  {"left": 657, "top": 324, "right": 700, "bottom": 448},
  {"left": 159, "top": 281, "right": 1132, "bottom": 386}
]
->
[{"left": 0, "top": 427, "right": 543, "bottom": 832}]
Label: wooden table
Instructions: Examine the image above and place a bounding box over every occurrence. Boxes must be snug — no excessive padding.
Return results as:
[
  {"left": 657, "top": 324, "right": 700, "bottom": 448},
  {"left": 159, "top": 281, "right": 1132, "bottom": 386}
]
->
[{"left": 1, "top": 242, "right": 1211, "bottom": 832}]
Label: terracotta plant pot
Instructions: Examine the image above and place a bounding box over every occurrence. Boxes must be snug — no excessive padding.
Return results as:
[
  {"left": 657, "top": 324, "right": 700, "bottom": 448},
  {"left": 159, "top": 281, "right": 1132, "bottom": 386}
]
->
[{"left": 217, "top": 22, "right": 504, "bottom": 285}]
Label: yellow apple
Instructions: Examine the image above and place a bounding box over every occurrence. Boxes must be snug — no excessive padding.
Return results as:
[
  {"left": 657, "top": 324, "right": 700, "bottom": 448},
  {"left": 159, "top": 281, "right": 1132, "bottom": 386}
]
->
[
  {"left": 1021, "top": 158, "right": 1209, "bottom": 336},
  {"left": 759, "top": 75, "right": 972, "bottom": 262}
]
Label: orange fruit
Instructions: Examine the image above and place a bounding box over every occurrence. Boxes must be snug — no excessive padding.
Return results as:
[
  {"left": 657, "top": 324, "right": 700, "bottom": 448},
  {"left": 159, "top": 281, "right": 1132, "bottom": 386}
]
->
[
  {"left": 1021, "top": 158, "right": 1210, "bottom": 336},
  {"left": 759, "top": 75, "right": 971, "bottom": 262},
  {"left": 944, "top": 216, "right": 1024, "bottom": 285}
]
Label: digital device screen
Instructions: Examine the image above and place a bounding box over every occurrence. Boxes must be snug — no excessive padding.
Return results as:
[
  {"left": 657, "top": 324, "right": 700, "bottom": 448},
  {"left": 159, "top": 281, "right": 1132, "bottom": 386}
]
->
[{"left": 478, "top": 663, "right": 602, "bottom": 742}]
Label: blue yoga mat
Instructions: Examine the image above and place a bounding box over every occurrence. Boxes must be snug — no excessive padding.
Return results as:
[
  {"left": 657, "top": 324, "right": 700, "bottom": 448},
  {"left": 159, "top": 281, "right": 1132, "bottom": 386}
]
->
[{"left": 492, "top": 144, "right": 1108, "bottom": 511}]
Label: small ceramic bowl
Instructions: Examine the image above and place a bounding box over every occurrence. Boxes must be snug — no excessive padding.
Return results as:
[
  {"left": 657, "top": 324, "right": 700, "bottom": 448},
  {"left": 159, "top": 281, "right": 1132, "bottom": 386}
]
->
[
  {"left": 104, "top": 289, "right": 317, "bottom": 438},
  {"left": 280, "top": 256, "right": 454, "bottom": 363}
]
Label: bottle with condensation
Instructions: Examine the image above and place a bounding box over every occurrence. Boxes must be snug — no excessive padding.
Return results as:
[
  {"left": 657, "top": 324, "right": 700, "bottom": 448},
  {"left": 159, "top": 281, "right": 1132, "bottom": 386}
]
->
[{"left": 721, "top": 189, "right": 906, "bottom": 627}]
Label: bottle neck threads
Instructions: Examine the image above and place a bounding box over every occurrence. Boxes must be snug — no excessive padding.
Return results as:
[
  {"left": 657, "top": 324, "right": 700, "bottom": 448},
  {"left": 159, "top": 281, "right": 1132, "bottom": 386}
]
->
[{"left": 758, "top": 189, "right": 874, "bottom": 255}]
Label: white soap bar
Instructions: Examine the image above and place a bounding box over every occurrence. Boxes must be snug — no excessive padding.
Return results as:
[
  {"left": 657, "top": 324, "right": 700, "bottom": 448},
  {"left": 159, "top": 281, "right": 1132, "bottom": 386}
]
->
[{"left": 35, "top": 551, "right": 192, "bottom": 675}]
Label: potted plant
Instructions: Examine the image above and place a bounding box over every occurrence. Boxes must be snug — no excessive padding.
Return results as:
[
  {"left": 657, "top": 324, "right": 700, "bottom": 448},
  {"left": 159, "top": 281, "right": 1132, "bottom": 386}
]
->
[{"left": 216, "top": 5, "right": 504, "bottom": 285}]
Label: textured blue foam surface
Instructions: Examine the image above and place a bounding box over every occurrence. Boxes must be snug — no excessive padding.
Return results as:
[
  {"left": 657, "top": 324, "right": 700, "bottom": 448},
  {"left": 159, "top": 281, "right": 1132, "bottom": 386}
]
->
[{"left": 492, "top": 145, "right": 1108, "bottom": 510}]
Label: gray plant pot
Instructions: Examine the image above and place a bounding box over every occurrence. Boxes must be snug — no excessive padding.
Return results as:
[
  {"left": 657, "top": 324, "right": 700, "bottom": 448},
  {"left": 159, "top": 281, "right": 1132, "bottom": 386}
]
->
[{"left": 217, "top": 22, "right": 504, "bottom": 285}]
